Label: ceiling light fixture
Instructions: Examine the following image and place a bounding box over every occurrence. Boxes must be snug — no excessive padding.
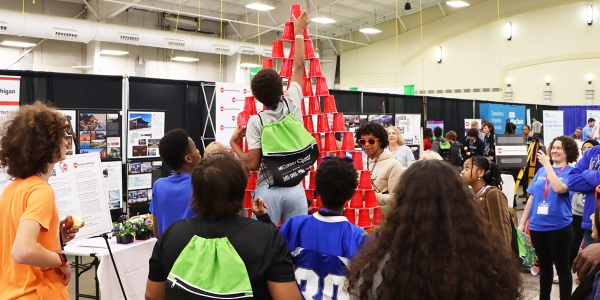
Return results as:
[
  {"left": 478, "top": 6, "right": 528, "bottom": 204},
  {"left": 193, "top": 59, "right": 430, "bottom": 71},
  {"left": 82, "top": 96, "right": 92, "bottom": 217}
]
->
[
  {"left": 436, "top": 46, "right": 442, "bottom": 63},
  {"left": 312, "top": 17, "right": 337, "bottom": 24},
  {"left": 171, "top": 56, "right": 199, "bottom": 62},
  {"left": 587, "top": 6, "right": 593, "bottom": 25},
  {"left": 99, "top": 50, "right": 129, "bottom": 56},
  {"left": 506, "top": 76, "right": 512, "bottom": 87},
  {"left": 0, "top": 41, "right": 36, "bottom": 48},
  {"left": 359, "top": 28, "right": 382, "bottom": 34},
  {"left": 588, "top": 73, "right": 593, "bottom": 84},
  {"left": 446, "top": 1, "right": 470, "bottom": 8},
  {"left": 239, "top": 63, "right": 261, "bottom": 68},
  {"left": 404, "top": 1, "right": 411, "bottom": 10},
  {"left": 505, "top": 22, "right": 512, "bottom": 40},
  {"left": 71, "top": 66, "right": 93, "bottom": 69},
  {"left": 545, "top": 75, "right": 551, "bottom": 86},
  {"left": 245, "top": 3, "right": 275, "bottom": 11}
]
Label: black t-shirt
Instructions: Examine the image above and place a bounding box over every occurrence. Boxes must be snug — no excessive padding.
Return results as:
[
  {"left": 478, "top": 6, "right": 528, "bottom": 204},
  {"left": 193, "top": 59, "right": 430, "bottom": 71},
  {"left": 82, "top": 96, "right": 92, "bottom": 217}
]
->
[{"left": 148, "top": 215, "right": 295, "bottom": 299}]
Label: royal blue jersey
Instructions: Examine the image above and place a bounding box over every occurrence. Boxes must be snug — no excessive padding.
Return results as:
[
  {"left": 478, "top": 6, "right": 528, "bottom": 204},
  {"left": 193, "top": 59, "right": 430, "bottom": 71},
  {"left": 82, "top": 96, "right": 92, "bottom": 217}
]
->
[{"left": 280, "top": 213, "right": 368, "bottom": 300}]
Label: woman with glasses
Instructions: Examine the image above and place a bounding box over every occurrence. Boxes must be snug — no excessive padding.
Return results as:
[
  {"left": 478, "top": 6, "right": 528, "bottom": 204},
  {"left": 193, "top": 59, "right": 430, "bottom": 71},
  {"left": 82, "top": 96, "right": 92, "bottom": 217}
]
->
[
  {"left": 355, "top": 122, "right": 403, "bottom": 206},
  {"left": 518, "top": 136, "right": 579, "bottom": 300}
]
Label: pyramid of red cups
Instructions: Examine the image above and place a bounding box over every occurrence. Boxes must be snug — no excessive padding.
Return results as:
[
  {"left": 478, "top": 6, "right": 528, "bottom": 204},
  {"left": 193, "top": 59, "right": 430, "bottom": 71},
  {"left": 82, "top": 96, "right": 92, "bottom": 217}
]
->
[{"left": 238, "top": 4, "right": 384, "bottom": 233}]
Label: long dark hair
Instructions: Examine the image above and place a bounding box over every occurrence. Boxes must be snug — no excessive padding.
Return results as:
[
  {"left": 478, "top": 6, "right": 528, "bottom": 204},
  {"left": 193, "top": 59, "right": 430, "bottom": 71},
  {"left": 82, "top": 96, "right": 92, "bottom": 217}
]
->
[
  {"left": 346, "top": 160, "right": 523, "bottom": 300},
  {"left": 469, "top": 156, "right": 503, "bottom": 190},
  {"left": 571, "top": 201, "right": 600, "bottom": 300}
]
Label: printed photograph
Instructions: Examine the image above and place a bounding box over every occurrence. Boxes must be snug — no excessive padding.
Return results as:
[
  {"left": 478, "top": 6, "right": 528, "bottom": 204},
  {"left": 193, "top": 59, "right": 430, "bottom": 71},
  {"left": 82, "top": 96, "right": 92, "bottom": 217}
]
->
[
  {"left": 148, "top": 148, "right": 157, "bottom": 156},
  {"left": 369, "top": 114, "right": 393, "bottom": 128},
  {"left": 138, "top": 139, "right": 147, "bottom": 145},
  {"left": 127, "top": 190, "right": 138, "bottom": 203},
  {"left": 107, "top": 147, "right": 121, "bottom": 159},
  {"left": 137, "top": 190, "right": 148, "bottom": 202},
  {"left": 80, "top": 148, "right": 107, "bottom": 159},
  {"left": 148, "top": 139, "right": 160, "bottom": 148},
  {"left": 129, "top": 113, "right": 152, "bottom": 131},
  {"left": 91, "top": 139, "right": 107, "bottom": 148},
  {"left": 132, "top": 146, "right": 148, "bottom": 157},
  {"left": 140, "top": 162, "right": 152, "bottom": 173},
  {"left": 129, "top": 162, "right": 141, "bottom": 174},
  {"left": 80, "top": 141, "right": 90, "bottom": 149},
  {"left": 79, "top": 113, "right": 107, "bottom": 131}
]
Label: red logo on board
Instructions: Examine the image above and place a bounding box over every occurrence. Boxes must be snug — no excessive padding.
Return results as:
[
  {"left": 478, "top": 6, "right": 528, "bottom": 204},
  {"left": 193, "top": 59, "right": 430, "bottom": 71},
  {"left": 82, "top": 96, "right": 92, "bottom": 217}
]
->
[
  {"left": 497, "top": 148, "right": 503, "bottom": 154},
  {"left": 220, "top": 87, "right": 224, "bottom": 93},
  {"left": 62, "top": 164, "right": 68, "bottom": 171},
  {"left": 220, "top": 106, "right": 224, "bottom": 112},
  {"left": 220, "top": 125, "right": 224, "bottom": 130},
  {"left": 232, "top": 97, "right": 236, "bottom": 102},
  {"left": 73, "top": 162, "right": 78, "bottom": 168},
  {"left": 243, "top": 89, "right": 247, "bottom": 94},
  {"left": 232, "top": 116, "right": 236, "bottom": 121}
]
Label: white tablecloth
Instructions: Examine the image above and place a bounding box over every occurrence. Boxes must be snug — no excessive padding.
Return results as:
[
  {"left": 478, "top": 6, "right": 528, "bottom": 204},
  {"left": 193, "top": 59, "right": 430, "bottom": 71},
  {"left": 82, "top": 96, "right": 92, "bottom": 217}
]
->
[
  {"left": 65, "top": 237, "right": 157, "bottom": 300},
  {"left": 501, "top": 174, "right": 516, "bottom": 208}
]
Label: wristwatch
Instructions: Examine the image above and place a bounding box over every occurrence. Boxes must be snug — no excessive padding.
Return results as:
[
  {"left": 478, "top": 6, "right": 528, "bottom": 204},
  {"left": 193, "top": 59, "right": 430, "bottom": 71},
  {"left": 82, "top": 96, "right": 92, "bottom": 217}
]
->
[{"left": 57, "top": 252, "right": 68, "bottom": 268}]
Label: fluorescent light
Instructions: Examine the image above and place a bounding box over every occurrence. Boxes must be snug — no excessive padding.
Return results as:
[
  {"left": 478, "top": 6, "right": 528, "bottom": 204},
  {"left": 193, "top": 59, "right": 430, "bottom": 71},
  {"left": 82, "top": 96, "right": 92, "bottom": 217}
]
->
[
  {"left": 359, "top": 28, "right": 381, "bottom": 34},
  {"left": 99, "top": 50, "right": 129, "bottom": 56},
  {"left": 71, "top": 66, "right": 93, "bottom": 69},
  {"left": 506, "top": 76, "right": 512, "bottom": 86},
  {"left": 436, "top": 46, "right": 442, "bottom": 63},
  {"left": 239, "top": 63, "right": 261, "bottom": 68},
  {"left": 588, "top": 73, "right": 593, "bottom": 83},
  {"left": 171, "top": 56, "right": 199, "bottom": 62},
  {"left": 505, "top": 22, "right": 512, "bottom": 40},
  {"left": 545, "top": 75, "right": 551, "bottom": 85},
  {"left": 245, "top": 3, "right": 275, "bottom": 11},
  {"left": 0, "top": 41, "right": 36, "bottom": 48},
  {"left": 588, "top": 6, "right": 593, "bottom": 25},
  {"left": 446, "top": 1, "right": 470, "bottom": 8},
  {"left": 312, "top": 17, "right": 337, "bottom": 24}
]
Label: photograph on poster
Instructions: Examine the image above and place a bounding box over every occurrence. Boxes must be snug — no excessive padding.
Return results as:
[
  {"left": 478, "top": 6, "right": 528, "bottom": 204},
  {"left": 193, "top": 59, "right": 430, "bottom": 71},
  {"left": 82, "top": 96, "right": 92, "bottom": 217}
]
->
[
  {"left": 106, "top": 114, "right": 120, "bottom": 136},
  {"left": 128, "top": 190, "right": 138, "bottom": 203},
  {"left": 141, "top": 162, "right": 152, "bottom": 173},
  {"left": 369, "top": 115, "right": 394, "bottom": 128},
  {"left": 132, "top": 146, "right": 148, "bottom": 157},
  {"left": 139, "top": 139, "right": 147, "bottom": 145},
  {"left": 147, "top": 189, "right": 153, "bottom": 201},
  {"left": 129, "top": 113, "right": 152, "bottom": 131},
  {"left": 129, "top": 162, "right": 141, "bottom": 174},
  {"left": 359, "top": 115, "right": 368, "bottom": 124},
  {"left": 148, "top": 149, "right": 157, "bottom": 156},
  {"left": 108, "top": 190, "right": 121, "bottom": 209},
  {"left": 79, "top": 113, "right": 106, "bottom": 131},
  {"left": 148, "top": 139, "right": 160, "bottom": 148},
  {"left": 78, "top": 112, "right": 121, "bottom": 160},
  {"left": 128, "top": 173, "right": 153, "bottom": 190},
  {"left": 107, "top": 148, "right": 121, "bottom": 159},
  {"left": 137, "top": 190, "right": 148, "bottom": 202},
  {"left": 80, "top": 141, "right": 90, "bottom": 149}
]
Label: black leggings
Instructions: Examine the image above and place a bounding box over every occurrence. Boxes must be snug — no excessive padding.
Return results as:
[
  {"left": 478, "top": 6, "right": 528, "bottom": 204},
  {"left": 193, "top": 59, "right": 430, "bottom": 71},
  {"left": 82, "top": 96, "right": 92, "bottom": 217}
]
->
[
  {"left": 530, "top": 225, "right": 573, "bottom": 300},
  {"left": 569, "top": 215, "right": 584, "bottom": 267}
]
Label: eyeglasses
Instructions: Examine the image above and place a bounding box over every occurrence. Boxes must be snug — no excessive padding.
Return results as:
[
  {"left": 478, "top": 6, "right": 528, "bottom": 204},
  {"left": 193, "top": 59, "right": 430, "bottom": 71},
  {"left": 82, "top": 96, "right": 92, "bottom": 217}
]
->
[
  {"left": 358, "top": 138, "right": 380, "bottom": 145},
  {"left": 322, "top": 156, "right": 354, "bottom": 163}
]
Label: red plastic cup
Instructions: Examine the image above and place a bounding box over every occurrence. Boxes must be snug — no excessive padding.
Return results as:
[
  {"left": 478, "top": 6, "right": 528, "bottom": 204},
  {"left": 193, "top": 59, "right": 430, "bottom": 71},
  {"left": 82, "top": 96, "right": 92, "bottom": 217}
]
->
[
  {"left": 332, "top": 113, "right": 345, "bottom": 132},
  {"left": 357, "top": 209, "right": 371, "bottom": 227},
  {"left": 303, "top": 78, "right": 314, "bottom": 97},
  {"left": 344, "top": 209, "right": 356, "bottom": 224},
  {"left": 246, "top": 209, "right": 252, "bottom": 218},
  {"left": 244, "top": 191, "right": 252, "bottom": 209},
  {"left": 337, "top": 150, "right": 347, "bottom": 157},
  {"left": 303, "top": 115, "right": 315, "bottom": 133},
  {"left": 309, "top": 170, "right": 316, "bottom": 189},
  {"left": 244, "top": 138, "right": 249, "bottom": 154},
  {"left": 282, "top": 22, "right": 295, "bottom": 42},
  {"left": 244, "top": 96, "right": 258, "bottom": 115},
  {"left": 315, "top": 195, "right": 322, "bottom": 208},
  {"left": 358, "top": 170, "right": 372, "bottom": 190},
  {"left": 262, "top": 58, "right": 273, "bottom": 69},
  {"left": 308, "top": 96, "right": 321, "bottom": 115},
  {"left": 365, "top": 190, "right": 378, "bottom": 208},
  {"left": 305, "top": 189, "right": 314, "bottom": 201},
  {"left": 350, "top": 190, "right": 363, "bottom": 208},
  {"left": 300, "top": 98, "right": 306, "bottom": 115},
  {"left": 290, "top": 4, "right": 302, "bottom": 20},
  {"left": 303, "top": 27, "right": 310, "bottom": 40},
  {"left": 323, "top": 132, "right": 337, "bottom": 152},
  {"left": 304, "top": 39, "right": 316, "bottom": 59},
  {"left": 279, "top": 58, "right": 293, "bottom": 78},
  {"left": 288, "top": 42, "right": 296, "bottom": 59},
  {"left": 237, "top": 110, "right": 250, "bottom": 127},
  {"left": 372, "top": 206, "right": 384, "bottom": 225},
  {"left": 323, "top": 95, "right": 337, "bottom": 114},
  {"left": 341, "top": 132, "right": 355, "bottom": 151},
  {"left": 315, "top": 77, "right": 329, "bottom": 96},
  {"left": 317, "top": 114, "right": 330, "bottom": 133},
  {"left": 353, "top": 150, "right": 364, "bottom": 171},
  {"left": 309, "top": 58, "right": 324, "bottom": 78},
  {"left": 272, "top": 40, "right": 284, "bottom": 60},
  {"left": 246, "top": 172, "right": 257, "bottom": 191},
  {"left": 303, "top": 67, "right": 309, "bottom": 78},
  {"left": 364, "top": 226, "right": 374, "bottom": 235},
  {"left": 312, "top": 133, "right": 322, "bottom": 152}
]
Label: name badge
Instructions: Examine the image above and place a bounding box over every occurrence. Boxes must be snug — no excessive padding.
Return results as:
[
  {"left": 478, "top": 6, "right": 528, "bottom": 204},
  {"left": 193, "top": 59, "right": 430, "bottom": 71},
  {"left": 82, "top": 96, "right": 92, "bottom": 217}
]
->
[{"left": 537, "top": 202, "right": 549, "bottom": 215}]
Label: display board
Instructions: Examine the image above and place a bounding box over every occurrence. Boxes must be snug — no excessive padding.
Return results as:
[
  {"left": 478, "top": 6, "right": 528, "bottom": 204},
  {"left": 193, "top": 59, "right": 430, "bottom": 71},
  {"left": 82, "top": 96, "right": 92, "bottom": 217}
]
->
[
  {"left": 479, "top": 104, "right": 526, "bottom": 134},
  {"left": 214, "top": 82, "right": 258, "bottom": 146},
  {"left": 586, "top": 110, "right": 600, "bottom": 139},
  {"left": 495, "top": 134, "right": 528, "bottom": 169},
  {"left": 395, "top": 114, "right": 421, "bottom": 145},
  {"left": 58, "top": 110, "right": 77, "bottom": 156},
  {"left": 127, "top": 111, "right": 165, "bottom": 158},
  {"left": 0, "top": 76, "right": 20, "bottom": 195},
  {"left": 101, "top": 161, "right": 123, "bottom": 210},
  {"left": 126, "top": 160, "right": 162, "bottom": 205},
  {"left": 49, "top": 153, "right": 113, "bottom": 242},
  {"left": 78, "top": 111, "right": 122, "bottom": 160},
  {"left": 543, "top": 110, "right": 564, "bottom": 144}
]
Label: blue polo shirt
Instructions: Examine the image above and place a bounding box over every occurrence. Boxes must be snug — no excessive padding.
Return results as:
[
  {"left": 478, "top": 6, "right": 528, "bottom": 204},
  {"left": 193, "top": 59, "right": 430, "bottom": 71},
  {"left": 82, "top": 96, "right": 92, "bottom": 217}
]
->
[
  {"left": 149, "top": 173, "right": 197, "bottom": 236},
  {"left": 583, "top": 126, "right": 594, "bottom": 141},
  {"left": 526, "top": 166, "right": 573, "bottom": 232}
]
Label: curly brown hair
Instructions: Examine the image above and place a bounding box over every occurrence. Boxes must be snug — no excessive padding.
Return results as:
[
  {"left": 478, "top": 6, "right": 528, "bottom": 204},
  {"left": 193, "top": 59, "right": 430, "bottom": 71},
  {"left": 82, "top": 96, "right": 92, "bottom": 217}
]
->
[
  {"left": 346, "top": 160, "right": 523, "bottom": 300},
  {"left": 0, "top": 101, "right": 72, "bottom": 179},
  {"left": 549, "top": 135, "right": 579, "bottom": 164},
  {"left": 250, "top": 68, "right": 283, "bottom": 107}
]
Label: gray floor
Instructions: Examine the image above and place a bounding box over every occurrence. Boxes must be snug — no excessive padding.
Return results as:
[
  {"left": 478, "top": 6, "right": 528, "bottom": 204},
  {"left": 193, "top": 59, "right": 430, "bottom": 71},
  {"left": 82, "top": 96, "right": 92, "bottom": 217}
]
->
[{"left": 66, "top": 186, "right": 573, "bottom": 299}]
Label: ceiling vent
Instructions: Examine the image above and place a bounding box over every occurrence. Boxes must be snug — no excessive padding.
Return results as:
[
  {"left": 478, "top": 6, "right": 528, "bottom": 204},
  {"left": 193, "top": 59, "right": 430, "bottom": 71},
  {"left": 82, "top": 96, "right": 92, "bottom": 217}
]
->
[
  {"left": 0, "top": 22, "right": 7, "bottom": 33},
  {"left": 52, "top": 28, "right": 78, "bottom": 39},
  {"left": 213, "top": 45, "right": 230, "bottom": 54},
  {"left": 165, "top": 39, "right": 185, "bottom": 48},
  {"left": 118, "top": 32, "right": 140, "bottom": 43},
  {"left": 239, "top": 46, "right": 257, "bottom": 55}
]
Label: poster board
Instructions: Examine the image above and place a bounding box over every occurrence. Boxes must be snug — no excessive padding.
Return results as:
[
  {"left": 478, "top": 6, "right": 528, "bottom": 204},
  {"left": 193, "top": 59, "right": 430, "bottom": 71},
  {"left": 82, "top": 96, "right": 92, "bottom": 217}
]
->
[
  {"left": 78, "top": 111, "right": 122, "bottom": 161},
  {"left": 49, "top": 153, "right": 113, "bottom": 242},
  {"left": 479, "top": 104, "right": 526, "bottom": 134},
  {"left": 127, "top": 111, "right": 165, "bottom": 159},
  {"left": 395, "top": 114, "right": 421, "bottom": 145},
  {"left": 543, "top": 111, "right": 564, "bottom": 144},
  {"left": 426, "top": 120, "right": 444, "bottom": 134},
  {"left": 586, "top": 110, "right": 600, "bottom": 139},
  {"left": 58, "top": 110, "right": 77, "bottom": 156},
  {"left": 0, "top": 76, "right": 20, "bottom": 195},
  {"left": 368, "top": 114, "right": 394, "bottom": 128},
  {"left": 214, "top": 82, "right": 258, "bottom": 146},
  {"left": 495, "top": 134, "right": 528, "bottom": 169},
  {"left": 101, "top": 162, "right": 123, "bottom": 210}
]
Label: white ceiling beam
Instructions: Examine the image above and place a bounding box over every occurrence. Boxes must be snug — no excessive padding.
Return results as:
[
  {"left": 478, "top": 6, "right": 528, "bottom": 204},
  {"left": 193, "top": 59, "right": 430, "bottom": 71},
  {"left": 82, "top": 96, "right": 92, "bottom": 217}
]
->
[
  {"left": 82, "top": 0, "right": 101, "bottom": 21},
  {"left": 397, "top": 16, "right": 407, "bottom": 31},
  {"left": 104, "top": 0, "right": 142, "bottom": 19},
  {"left": 102, "top": 0, "right": 243, "bottom": 20},
  {"left": 436, "top": 0, "right": 446, "bottom": 16}
]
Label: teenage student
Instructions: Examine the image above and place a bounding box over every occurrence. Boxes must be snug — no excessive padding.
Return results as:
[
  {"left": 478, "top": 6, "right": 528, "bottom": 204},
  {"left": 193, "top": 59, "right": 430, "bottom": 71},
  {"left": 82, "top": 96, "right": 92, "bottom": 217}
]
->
[
  {"left": 0, "top": 102, "right": 84, "bottom": 299},
  {"left": 465, "top": 128, "right": 484, "bottom": 158},
  {"left": 519, "top": 136, "right": 579, "bottom": 300},
  {"left": 445, "top": 130, "right": 464, "bottom": 171},
  {"left": 150, "top": 129, "right": 201, "bottom": 237}
]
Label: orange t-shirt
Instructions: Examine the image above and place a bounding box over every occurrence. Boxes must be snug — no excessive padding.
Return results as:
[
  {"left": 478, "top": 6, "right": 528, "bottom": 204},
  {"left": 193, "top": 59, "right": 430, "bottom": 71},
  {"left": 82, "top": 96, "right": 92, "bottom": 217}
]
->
[{"left": 0, "top": 176, "right": 68, "bottom": 300}]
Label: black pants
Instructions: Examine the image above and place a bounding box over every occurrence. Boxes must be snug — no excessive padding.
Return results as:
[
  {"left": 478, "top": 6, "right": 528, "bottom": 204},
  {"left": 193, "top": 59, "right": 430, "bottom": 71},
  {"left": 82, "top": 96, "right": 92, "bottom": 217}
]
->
[
  {"left": 569, "top": 215, "right": 584, "bottom": 267},
  {"left": 530, "top": 225, "right": 573, "bottom": 300}
]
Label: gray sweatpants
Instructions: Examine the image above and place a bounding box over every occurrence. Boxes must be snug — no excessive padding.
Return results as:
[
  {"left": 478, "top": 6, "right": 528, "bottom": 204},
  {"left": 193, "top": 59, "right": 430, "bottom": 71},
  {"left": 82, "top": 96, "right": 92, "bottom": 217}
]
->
[{"left": 253, "top": 182, "right": 308, "bottom": 225}]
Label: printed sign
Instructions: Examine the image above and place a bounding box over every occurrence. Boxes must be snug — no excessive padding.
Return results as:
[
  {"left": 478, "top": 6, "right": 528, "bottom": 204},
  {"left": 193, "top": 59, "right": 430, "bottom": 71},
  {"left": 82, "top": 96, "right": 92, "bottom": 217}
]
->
[{"left": 479, "top": 104, "right": 526, "bottom": 134}]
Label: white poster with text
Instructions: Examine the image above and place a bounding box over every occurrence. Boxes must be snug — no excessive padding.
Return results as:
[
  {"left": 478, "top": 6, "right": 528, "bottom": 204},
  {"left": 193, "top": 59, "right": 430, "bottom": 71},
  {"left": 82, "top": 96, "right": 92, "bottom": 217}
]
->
[
  {"left": 128, "top": 111, "right": 165, "bottom": 159},
  {"left": 394, "top": 114, "right": 421, "bottom": 145},
  {"left": 101, "top": 162, "right": 123, "bottom": 210},
  {"left": 0, "top": 76, "right": 20, "bottom": 195},
  {"left": 543, "top": 110, "right": 564, "bottom": 144},
  {"left": 214, "top": 82, "right": 259, "bottom": 146}
]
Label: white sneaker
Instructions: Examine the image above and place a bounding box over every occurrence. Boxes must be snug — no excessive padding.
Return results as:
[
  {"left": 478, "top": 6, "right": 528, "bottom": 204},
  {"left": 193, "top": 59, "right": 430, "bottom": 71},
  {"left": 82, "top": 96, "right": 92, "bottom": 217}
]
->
[{"left": 553, "top": 276, "right": 559, "bottom": 284}]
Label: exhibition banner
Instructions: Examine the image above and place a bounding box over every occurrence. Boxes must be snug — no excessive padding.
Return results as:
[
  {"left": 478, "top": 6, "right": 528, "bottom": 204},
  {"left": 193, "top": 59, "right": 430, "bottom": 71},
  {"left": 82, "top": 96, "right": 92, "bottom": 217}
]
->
[
  {"left": 479, "top": 104, "right": 526, "bottom": 134},
  {"left": 586, "top": 110, "right": 600, "bottom": 139},
  {"left": 214, "top": 82, "right": 258, "bottom": 146},
  {"left": 49, "top": 153, "right": 113, "bottom": 242},
  {"left": 543, "top": 110, "right": 564, "bottom": 144},
  {"left": 395, "top": 114, "right": 421, "bottom": 145},
  {"left": 0, "top": 76, "right": 20, "bottom": 195}
]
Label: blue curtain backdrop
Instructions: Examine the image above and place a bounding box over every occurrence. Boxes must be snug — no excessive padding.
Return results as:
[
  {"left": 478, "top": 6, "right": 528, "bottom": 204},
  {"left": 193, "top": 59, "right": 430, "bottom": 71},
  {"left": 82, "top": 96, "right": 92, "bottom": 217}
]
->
[{"left": 558, "top": 106, "right": 600, "bottom": 136}]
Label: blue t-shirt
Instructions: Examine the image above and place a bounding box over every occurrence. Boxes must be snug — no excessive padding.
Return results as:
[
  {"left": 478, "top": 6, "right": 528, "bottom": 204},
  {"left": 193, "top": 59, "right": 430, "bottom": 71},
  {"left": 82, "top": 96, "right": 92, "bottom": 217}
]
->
[
  {"left": 583, "top": 126, "right": 594, "bottom": 141},
  {"left": 526, "top": 166, "right": 574, "bottom": 232},
  {"left": 280, "top": 213, "right": 368, "bottom": 300},
  {"left": 149, "top": 173, "right": 197, "bottom": 236}
]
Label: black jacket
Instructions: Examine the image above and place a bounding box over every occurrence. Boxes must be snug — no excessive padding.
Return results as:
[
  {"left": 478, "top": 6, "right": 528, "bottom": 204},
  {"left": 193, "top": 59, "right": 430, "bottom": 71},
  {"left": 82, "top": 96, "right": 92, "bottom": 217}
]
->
[
  {"left": 449, "top": 141, "right": 465, "bottom": 171},
  {"left": 466, "top": 138, "right": 484, "bottom": 158}
]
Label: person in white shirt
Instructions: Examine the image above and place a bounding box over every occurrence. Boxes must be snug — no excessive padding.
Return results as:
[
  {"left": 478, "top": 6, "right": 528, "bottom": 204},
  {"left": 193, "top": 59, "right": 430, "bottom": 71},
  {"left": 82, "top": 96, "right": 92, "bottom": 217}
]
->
[{"left": 387, "top": 126, "right": 415, "bottom": 169}]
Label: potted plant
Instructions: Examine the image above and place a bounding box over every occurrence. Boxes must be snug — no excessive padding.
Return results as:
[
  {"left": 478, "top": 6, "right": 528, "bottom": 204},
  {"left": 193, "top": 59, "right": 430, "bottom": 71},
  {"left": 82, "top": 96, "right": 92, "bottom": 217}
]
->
[
  {"left": 112, "top": 215, "right": 136, "bottom": 244},
  {"left": 134, "top": 215, "right": 153, "bottom": 240}
]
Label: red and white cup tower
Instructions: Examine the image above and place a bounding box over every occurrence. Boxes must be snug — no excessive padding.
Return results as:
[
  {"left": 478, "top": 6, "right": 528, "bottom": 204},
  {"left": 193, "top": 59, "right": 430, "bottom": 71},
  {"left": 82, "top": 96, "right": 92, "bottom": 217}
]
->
[{"left": 255, "top": 4, "right": 385, "bottom": 233}]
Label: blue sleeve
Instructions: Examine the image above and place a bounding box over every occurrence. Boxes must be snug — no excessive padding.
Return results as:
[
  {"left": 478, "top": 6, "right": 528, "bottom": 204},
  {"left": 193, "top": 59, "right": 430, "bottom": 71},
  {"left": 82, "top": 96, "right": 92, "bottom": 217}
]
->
[
  {"left": 526, "top": 169, "right": 541, "bottom": 196},
  {"left": 568, "top": 148, "right": 599, "bottom": 193},
  {"left": 583, "top": 127, "right": 593, "bottom": 139},
  {"left": 149, "top": 184, "right": 157, "bottom": 214}
]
